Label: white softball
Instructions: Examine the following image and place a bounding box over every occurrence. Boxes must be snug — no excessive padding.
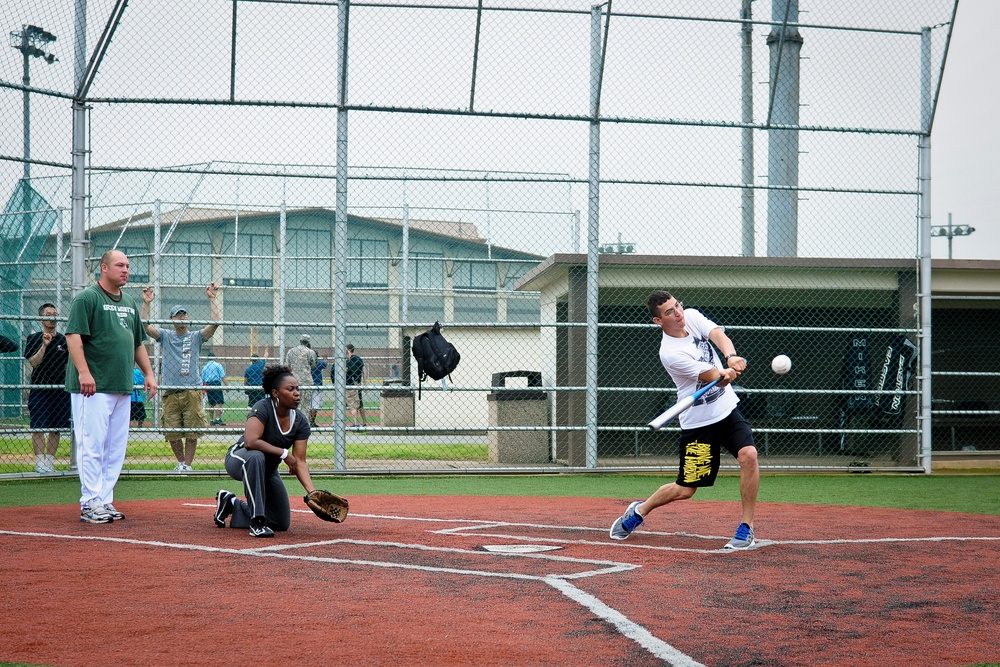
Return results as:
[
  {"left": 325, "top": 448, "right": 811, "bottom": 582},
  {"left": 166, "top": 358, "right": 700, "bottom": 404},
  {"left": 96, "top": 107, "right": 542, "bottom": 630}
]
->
[{"left": 771, "top": 354, "right": 792, "bottom": 375}]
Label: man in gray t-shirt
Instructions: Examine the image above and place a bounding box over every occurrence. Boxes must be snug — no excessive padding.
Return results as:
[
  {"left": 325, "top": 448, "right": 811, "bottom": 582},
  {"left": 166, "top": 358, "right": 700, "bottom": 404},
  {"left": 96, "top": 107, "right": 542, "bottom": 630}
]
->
[{"left": 141, "top": 283, "right": 220, "bottom": 471}]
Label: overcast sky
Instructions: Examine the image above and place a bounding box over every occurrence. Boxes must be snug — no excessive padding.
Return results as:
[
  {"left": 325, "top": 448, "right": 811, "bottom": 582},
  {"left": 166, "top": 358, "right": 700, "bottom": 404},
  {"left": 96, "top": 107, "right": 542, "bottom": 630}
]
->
[
  {"left": 1, "top": 1, "right": 994, "bottom": 260},
  {"left": 930, "top": 0, "right": 1000, "bottom": 260}
]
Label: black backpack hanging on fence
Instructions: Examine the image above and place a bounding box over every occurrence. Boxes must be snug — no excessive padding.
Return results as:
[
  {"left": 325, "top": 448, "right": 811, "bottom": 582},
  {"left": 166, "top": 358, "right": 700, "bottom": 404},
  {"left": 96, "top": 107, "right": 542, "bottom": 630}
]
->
[{"left": 411, "top": 321, "right": 460, "bottom": 398}]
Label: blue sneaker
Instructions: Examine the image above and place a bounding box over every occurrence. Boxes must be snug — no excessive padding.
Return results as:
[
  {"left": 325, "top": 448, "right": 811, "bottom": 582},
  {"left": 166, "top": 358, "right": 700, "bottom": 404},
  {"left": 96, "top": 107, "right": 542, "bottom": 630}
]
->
[
  {"left": 724, "top": 522, "right": 755, "bottom": 550},
  {"left": 609, "top": 501, "right": 644, "bottom": 540}
]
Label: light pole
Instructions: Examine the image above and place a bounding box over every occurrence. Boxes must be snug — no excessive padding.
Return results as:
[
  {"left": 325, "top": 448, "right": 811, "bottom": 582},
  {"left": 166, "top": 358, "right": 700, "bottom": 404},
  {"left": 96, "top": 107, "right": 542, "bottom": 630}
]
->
[
  {"left": 9, "top": 24, "right": 58, "bottom": 182},
  {"left": 930, "top": 213, "right": 976, "bottom": 259}
]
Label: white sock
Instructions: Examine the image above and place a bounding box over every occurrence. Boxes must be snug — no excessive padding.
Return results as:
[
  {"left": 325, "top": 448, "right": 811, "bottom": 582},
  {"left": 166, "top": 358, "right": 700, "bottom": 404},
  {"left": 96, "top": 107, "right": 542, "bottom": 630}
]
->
[{"left": 36, "top": 454, "right": 45, "bottom": 467}]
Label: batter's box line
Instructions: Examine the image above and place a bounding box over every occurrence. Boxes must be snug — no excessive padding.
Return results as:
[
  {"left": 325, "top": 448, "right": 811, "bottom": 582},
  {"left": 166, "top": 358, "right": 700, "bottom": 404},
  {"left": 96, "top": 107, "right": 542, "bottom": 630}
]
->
[
  {"left": 0, "top": 529, "right": 635, "bottom": 580},
  {"left": 342, "top": 512, "right": 752, "bottom": 553},
  {"left": 438, "top": 529, "right": 747, "bottom": 554},
  {"left": 425, "top": 519, "right": 753, "bottom": 554},
  {"left": 246, "top": 537, "right": 637, "bottom": 574}
]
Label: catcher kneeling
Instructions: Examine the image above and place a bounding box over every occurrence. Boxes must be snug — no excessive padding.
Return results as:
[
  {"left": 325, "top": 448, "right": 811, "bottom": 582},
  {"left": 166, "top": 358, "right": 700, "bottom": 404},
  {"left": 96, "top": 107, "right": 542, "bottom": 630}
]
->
[{"left": 214, "top": 364, "right": 348, "bottom": 538}]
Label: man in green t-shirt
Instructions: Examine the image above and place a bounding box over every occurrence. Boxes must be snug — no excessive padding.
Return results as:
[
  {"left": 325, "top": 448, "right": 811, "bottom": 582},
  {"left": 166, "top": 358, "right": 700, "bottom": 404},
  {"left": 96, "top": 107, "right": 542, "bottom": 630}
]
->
[{"left": 66, "top": 249, "right": 158, "bottom": 525}]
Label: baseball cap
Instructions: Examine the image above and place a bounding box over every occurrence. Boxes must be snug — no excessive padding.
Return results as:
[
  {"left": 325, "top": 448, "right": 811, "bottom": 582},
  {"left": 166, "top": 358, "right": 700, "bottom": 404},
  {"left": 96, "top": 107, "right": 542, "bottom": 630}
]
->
[
  {"left": 170, "top": 305, "right": 188, "bottom": 317},
  {"left": 300, "top": 334, "right": 311, "bottom": 343}
]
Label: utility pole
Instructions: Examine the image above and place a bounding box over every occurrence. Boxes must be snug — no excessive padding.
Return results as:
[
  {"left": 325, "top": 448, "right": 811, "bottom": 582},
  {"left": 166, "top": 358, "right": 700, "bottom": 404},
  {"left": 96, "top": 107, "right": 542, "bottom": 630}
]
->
[{"left": 9, "top": 24, "right": 58, "bottom": 182}]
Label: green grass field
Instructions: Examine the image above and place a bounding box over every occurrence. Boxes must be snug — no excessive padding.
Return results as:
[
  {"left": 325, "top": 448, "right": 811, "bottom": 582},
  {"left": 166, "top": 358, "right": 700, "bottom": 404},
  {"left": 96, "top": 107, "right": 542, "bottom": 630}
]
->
[
  {"left": 1, "top": 473, "right": 997, "bottom": 515},
  {"left": 0, "top": 439, "right": 490, "bottom": 474}
]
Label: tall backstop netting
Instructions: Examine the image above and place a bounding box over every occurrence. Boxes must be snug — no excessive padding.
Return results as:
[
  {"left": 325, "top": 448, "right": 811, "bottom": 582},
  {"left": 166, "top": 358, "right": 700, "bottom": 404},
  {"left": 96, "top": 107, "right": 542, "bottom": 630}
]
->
[{"left": 3, "top": 0, "right": 996, "bottom": 476}]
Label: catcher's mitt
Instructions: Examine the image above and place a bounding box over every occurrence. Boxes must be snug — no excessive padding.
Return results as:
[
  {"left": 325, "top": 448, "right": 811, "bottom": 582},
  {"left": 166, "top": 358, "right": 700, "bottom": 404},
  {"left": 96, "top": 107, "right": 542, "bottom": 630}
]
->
[{"left": 303, "top": 489, "right": 349, "bottom": 523}]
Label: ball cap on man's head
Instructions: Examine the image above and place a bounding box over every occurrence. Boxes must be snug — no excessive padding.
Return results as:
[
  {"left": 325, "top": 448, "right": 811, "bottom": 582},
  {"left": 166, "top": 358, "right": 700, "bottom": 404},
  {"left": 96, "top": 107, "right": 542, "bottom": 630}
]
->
[
  {"left": 300, "top": 334, "right": 311, "bottom": 343},
  {"left": 170, "top": 305, "right": 188, "bottom": 317}
]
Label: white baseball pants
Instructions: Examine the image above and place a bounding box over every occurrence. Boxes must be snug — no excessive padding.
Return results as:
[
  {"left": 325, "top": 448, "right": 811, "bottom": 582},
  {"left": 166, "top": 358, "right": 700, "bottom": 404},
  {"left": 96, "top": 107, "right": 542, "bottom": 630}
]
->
[{"left": 72, "top": 393, "right": 131, "bottom": 508}]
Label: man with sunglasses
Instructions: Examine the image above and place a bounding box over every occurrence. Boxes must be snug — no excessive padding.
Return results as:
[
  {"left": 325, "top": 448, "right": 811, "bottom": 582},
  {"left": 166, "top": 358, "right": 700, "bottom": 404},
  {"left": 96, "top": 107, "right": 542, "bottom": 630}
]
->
[{"left": 610, "top": 291, "right": 759, "bottom": 550}]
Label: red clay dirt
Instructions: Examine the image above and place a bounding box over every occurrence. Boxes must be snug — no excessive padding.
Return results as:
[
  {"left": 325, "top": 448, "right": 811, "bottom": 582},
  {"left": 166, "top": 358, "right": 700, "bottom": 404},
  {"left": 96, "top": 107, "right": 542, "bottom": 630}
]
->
[{"left": 1, "top": 496, "right": 998, "bottom": 667}]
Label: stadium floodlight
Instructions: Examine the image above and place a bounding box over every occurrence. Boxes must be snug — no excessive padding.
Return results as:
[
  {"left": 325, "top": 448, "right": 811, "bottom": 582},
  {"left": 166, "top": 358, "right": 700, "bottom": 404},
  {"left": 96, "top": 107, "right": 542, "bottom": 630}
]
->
[
  {"left": 930, "top": 213, "right": 976, "bottom": 259},
  {"left": 9, "top": 24, "right": 58, "bottom": 181}
]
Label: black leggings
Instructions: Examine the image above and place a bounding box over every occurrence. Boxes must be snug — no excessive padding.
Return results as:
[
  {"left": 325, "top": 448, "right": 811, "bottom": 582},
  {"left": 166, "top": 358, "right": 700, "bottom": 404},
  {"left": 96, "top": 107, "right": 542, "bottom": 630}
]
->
[{"left": 225, "top": 446, "right": 291, "bottom": 530}]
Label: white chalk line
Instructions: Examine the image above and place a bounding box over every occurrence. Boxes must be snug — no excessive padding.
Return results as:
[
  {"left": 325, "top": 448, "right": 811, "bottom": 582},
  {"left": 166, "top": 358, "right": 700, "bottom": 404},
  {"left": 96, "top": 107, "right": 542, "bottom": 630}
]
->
[
  {"left": 0, "top": 528, "right": 633, "bottom": 580},
  {"left": 547, "top": 577, "right": 708, "bottom": 667},
  {"left": 187, "top": 503, "right": 1000, "bottom": 551}
]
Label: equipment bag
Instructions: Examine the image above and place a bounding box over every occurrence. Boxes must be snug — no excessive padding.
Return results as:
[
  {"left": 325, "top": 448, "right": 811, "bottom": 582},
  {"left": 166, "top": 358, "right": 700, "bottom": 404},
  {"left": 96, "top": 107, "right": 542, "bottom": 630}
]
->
[{"left": 411, "top": 321, "right": 460, "bottom": 398}]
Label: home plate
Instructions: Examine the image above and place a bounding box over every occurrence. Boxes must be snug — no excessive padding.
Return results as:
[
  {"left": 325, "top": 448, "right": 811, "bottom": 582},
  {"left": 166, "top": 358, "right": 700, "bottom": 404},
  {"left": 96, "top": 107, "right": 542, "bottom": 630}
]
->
[{"left": 480, "top": 544, "right": 563, "bottom": 554}]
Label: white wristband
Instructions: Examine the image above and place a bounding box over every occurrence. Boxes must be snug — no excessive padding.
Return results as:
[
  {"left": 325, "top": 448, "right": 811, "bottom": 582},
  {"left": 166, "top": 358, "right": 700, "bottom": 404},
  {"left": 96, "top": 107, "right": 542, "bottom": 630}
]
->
[{"left": 279, "top": 448, "right": 289, "bottom": 461}]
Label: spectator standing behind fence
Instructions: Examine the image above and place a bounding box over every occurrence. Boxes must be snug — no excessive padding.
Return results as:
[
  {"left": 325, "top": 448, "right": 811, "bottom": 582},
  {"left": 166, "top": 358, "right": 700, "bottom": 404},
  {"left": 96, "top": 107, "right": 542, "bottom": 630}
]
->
[
  {"left": 244, "top": 354, "right": 266, "bottom": 406},
  {"left": 141, "top": 283, "right": 220, "bottom": 472},
  {"left": 285, "top": 334, "right": 317, "bottom": 419},
  {"left": 202, "top": 351, "right": 227, "bottom": 425},
  {"left": 131, "top": 366, "right": 147, "bottom": 428},
  {"left": 65, "top": 249, "right": 157, "bottom": 524},
  {"left": 345, "top": 343, "right": 367, "bottom": 429},
  {"left": 24, "top": 303, "right": 71, "bottom": 474},
  {"left": 310, "top": 355, "right": 327, "bottom": 427}
]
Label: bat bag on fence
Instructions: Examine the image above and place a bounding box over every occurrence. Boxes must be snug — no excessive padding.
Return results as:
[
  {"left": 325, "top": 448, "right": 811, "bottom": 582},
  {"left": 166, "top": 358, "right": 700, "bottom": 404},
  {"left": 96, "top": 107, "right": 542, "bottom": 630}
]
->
[{"left": 874, "top": 335, "right": 917, "bottom": 416}]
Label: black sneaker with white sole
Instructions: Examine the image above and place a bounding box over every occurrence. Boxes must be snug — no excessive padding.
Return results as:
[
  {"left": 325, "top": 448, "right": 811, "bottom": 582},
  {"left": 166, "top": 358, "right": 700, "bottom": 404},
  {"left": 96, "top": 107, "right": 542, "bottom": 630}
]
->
[
  {"left": 214, "top": 490, "right": 236, "bottom": 527},
  {"left": 249, "top": 519, "right": 274, "bottom": 538}
]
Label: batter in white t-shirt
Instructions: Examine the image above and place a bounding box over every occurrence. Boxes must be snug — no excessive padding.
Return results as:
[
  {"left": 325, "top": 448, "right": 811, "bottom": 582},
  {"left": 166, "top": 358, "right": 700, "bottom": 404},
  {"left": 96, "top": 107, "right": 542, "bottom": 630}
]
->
[
  {"left": 658, "top": 307, "right": 740, "bottom": 429},
  {"left": 607, "top": 291, "right": 761, "bottom": 551}
]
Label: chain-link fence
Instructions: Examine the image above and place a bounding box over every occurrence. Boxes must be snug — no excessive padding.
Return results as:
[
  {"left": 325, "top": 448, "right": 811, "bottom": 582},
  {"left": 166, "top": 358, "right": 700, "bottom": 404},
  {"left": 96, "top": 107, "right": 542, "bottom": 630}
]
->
[{"left": 4, "top": 0, "right": 994, "bottom": 477}]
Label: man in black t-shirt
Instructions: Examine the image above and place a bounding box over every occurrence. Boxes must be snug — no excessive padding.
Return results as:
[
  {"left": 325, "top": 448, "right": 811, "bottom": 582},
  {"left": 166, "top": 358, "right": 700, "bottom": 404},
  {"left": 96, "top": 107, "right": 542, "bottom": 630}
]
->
[
  {"left": 24, "top": 303, "right": 71, "bottom": 474},
  {"left": 345, "top": 344, "right": 367, "bottom": 428}
]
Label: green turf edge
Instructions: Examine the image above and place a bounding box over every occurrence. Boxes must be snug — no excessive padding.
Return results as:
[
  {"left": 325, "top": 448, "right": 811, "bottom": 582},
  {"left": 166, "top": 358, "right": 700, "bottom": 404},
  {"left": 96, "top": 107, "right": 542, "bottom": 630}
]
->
[{"left": 0, "top": 473, "right": 998, "bottom": 515}]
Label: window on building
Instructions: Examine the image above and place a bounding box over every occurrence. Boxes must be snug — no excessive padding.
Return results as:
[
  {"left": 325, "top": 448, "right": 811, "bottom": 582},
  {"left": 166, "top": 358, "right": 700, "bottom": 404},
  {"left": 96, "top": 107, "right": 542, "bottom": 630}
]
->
[
  {"left": 502, "top": 261, "right": 533, "bottom": 291},
  {"left": 347, "top": 292, "right": 389, "bottom": 348},
  {"left": 507, "top": 295, "right": 541, "bottom": 323},
  {"left": 348, "top": 238, "right": 388, "bottom": 288},
  {"left": 407, "top": 252, "right": 444, "bottom": 290},
  {"left": 288, "top": 229, "right": 331, "bottom": 289},
  {"left": 455, "top": 295, "right": 496, "bottom": 323},
  {"left": 222, "top": 233, "right": 273, "bottom": 287},
  {"left": 453, "top": 259, "right": 495, "bottom": 291},
  {"left": 162, "top": 241, "right": 212, "bottom": 285},
  {"left": 118, "top": 246, "right": 149, "bottom": 283},
  {"left": 405, "top": 294, "right": 445, "bottom": 324}
]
